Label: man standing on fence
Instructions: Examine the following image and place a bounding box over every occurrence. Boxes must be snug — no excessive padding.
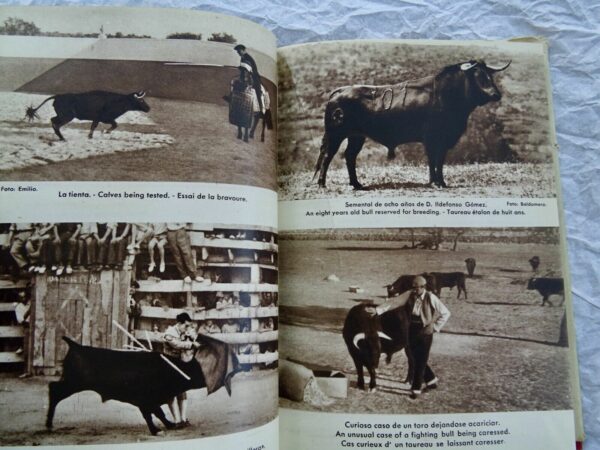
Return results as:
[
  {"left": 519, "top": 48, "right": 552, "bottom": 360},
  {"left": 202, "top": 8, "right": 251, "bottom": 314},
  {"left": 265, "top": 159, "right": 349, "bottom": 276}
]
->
[
  {"left": 166, "top": 223, "right": 204, "bottom": 284},
  {"left": 163, "top": 312, "right": 201, "bottom": 428}
]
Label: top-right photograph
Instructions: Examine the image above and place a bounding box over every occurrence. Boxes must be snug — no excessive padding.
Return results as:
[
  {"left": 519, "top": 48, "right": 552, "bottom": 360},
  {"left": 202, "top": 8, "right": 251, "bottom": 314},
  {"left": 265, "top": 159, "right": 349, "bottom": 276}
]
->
[{"left": 277, "top": 39, "right": 557, "bottom": 201}]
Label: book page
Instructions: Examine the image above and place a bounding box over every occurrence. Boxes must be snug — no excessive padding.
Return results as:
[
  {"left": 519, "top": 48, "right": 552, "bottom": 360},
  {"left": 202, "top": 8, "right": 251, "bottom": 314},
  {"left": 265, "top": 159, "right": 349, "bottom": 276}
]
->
[
  {"left": 277, "top": 39, "right": 582, "bottom": 450},
  {"left": 0, "top": 6, "right": 278, "bottom": 449}
]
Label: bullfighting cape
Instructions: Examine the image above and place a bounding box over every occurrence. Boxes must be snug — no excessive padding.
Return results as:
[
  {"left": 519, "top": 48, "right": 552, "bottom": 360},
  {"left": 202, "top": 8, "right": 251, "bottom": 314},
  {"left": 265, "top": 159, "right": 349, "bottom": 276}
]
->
[{"left": 195, "top": 334, "right": 240, "bottom": 396}]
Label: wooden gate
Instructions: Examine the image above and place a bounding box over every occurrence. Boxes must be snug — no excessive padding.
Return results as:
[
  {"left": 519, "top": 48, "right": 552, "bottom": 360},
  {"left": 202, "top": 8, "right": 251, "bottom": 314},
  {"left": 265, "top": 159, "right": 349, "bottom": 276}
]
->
[{"left": 32, "top": 270, "right": 130, "bottom": 375}]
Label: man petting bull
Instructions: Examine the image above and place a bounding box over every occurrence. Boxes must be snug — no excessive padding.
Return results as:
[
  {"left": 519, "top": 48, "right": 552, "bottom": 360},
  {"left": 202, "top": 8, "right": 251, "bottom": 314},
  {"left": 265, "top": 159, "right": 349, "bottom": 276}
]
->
[
  {"left": 368, "top": 276, "right": 450, "bottom": 399},
  {"left": 163, "top": 312, "right": 201, "bottom": 428}
]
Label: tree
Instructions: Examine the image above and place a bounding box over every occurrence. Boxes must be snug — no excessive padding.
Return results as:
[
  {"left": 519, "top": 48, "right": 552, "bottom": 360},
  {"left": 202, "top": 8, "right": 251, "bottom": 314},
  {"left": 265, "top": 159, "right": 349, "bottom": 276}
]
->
[
  {"left": 207, "top": 32, "right": 236, "bottom": 44},
  {"left": 0, "top": 17, "right": 41, "bottom": 36},
  {"left": 166, "top": 32, "right": 202, "bottom": 40}
]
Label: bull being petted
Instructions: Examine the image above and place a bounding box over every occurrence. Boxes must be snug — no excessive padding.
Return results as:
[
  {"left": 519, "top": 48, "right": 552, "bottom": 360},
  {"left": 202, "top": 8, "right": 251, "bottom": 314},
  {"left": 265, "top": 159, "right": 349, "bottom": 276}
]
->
[
  {"left": 25, "top": 90, "right": 150, "bottom": 141},
  {"left": 314, "top": 60, "right": 510, "bottom": 189}
]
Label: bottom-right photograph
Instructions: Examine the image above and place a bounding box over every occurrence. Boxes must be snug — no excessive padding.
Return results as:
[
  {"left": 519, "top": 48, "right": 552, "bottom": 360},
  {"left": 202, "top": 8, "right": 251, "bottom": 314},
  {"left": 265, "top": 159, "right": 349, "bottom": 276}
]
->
[{"left": 278, "top": 227, "right": 574, "bottom": 415}]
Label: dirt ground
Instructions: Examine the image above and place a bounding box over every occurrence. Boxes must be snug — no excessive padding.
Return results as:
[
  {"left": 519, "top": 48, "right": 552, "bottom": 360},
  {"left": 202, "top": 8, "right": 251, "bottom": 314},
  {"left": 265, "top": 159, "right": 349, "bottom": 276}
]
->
[
  {"left": 0, "top": 369, "right": 277, "bottom": 446},
  {"left": 278, "top": 239, "right": 573, "bottom": 414},
  {"left": 0, "top": 95, "right": 277, "bottom": 191}
]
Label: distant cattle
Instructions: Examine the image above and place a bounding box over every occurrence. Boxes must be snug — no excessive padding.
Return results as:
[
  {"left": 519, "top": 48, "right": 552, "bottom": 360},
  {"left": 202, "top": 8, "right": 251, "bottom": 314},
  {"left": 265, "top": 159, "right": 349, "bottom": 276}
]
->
[
  {"left": 314, "top": 60, "right": 511, "bottom": 189},
  {"left": 25, "top": 90, "right": 151, "bottom": 141},
  {"left": 529, "top": 256, "right": 540, "bottom": 271},
  {"left": 429, "top": 272, "right": 467, "bottom": 299},
  {"left": 385, "top": 273, "right": 436, "bottom": 297},
  {"left": 527, "top": 277, "right": 564, "bottom": 306},
  {"left": 46, "top": 336, "right": 238, "bottom": 435},
  {"left": 465, "top": 258, "right": 476, "bottom": 277},
  {"left": 342, "top": 303, "right": 411, "bottom": 392}
]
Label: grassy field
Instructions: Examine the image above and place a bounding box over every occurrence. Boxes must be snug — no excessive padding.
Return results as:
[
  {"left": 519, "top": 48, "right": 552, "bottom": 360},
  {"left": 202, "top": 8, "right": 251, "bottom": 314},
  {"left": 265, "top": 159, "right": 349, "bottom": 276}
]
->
[
  {"left": 278, "top": 238, "right": 573, "bottom": 414},
  {"left": 0, "top": 95, "right": 277, "bottom": 189}
]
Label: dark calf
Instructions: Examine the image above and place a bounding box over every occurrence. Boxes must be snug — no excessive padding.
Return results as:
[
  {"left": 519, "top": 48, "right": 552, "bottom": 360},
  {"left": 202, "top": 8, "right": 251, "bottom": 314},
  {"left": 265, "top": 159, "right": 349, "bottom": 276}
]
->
[
  {"left": 430, "top": 271, "right": 467, "bottom": 299},
  {"left": 527, "top": 277, "right": 564, "bottom": 306},
  {"left": 465, "top": 258, "right": 476, "bottom": 277}
]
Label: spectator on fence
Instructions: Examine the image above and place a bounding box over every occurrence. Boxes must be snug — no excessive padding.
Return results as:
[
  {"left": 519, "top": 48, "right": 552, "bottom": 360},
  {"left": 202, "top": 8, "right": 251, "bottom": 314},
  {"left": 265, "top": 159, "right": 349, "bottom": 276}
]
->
[
  {"left": 258, "top": 317, "right": 274, "bottom": 332},
  {"left": 222, "top": 319, "right": 240, "bottom": 334},
  {"left": 205, "top": 320, "right": 221, "bottom": 334},
  {"left": 96, "top": 222, "right": 114, "bottom": 270},
  {"left": 167, "top": 223, "right": 204, "bottom": 283},
  {"left": 4, "top": 223, "right": 34, "bottom": 273},
  {"left": 129, "top": 223, "right": 153, "bottom": 253},
  {"left": 14, "top": 289, "right": 31, "bottom": 377},
  {"left": 75, "top": 223, "right": 99, "bottom": 271},
  {"left": 52, "top": 223, "right": 81, "bottom": 276},
  {"left": 25, "top": 223, "right": 54, "bottom": 273},
  {"left": 107, "top": 223, "right": 130, "bottom": 270},
  {"left": 163, "top": 312, "right": 201, "bottom": 428},
  {"left": 148, "top": 223, "right": 168, "bottom": 273}
]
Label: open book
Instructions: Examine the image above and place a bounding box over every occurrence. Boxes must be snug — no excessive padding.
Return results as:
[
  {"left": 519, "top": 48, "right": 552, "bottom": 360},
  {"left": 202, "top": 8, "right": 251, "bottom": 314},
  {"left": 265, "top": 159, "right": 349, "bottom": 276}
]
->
[{"left": 0, "top": 6, "right": 583, "bottom": 450}]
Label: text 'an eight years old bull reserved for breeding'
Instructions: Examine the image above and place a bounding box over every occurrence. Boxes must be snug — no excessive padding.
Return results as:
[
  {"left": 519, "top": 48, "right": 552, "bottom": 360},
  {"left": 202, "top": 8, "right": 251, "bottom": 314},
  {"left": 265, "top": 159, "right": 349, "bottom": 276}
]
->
[
  {"left": 46, "top": 335, "right": 239, "bottom": 436},
  {"left": 25, "top": 90, "right": 151, "bottom": 141},
  {"left": 314, "top": 60, "right": 511, "bottom": 189}
]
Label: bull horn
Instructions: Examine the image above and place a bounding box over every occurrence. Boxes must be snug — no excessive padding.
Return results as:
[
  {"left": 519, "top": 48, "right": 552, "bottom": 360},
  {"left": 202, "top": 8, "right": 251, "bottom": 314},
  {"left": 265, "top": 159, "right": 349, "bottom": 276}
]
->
[
  {"left": 134, "top": 91, "right": 146, "bottom": 99},
  {"left": 353, "top": 333, "right": 366, "bottom": 349},
  {"left": 460, "top": 62, "right": 477, "bottom": 71},
  {"left": 378, "top": 332, "right": 392, "bottom": 341},
  {"left": 485, "top": 60, "right": 512, "bottom": 72}
]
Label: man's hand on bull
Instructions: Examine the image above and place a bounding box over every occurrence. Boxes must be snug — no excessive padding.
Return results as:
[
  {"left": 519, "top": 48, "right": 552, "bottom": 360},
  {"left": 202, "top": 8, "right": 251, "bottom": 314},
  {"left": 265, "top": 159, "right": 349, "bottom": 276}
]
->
[{"left": 192, "top": 341, "right": 201, "bottom": 349}]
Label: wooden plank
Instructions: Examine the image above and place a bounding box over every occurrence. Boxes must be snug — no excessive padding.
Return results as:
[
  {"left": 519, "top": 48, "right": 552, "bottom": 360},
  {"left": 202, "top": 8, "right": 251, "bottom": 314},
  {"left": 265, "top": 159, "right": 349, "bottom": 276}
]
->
[
  {"left": 190, "top": 223, "right": 277, "bottom": 234},
  {"left": 237, "top": 352, "right": 279, "bottom": 365},
  {"left": 0, "top": 303, "right": 16, "bottom": 312},
  {"left": 32, "top": 273, "right": 47, "bottom": 367},
  {"left": 134, "top": 330, "right": 278, "bottom": 344},
  {"left": 0, "top": 326, "right": 24, "bottom": 338},
  {"left": 189, "top": 234, "right": 278, "bottom": 252},
  {"left": 117, "top": 269, "right": 132, "bottom": 349},
  {"left": 197, "top": 262, "right": 278, "bottom": 270},
  {"left": 0, "top": 352, "right": 24, "bottom": 363},
  {"left": 110, "top": 270, "right": 120, "bottom": 349},
  {"left": 140, "top": 305, "right": 278, "bottom": 320},
  {"left": 0, "top": 279, "right": 28, "bottom": 290},
  {"left": 137, "top": 280, "right": 278, "bottom": 293}
]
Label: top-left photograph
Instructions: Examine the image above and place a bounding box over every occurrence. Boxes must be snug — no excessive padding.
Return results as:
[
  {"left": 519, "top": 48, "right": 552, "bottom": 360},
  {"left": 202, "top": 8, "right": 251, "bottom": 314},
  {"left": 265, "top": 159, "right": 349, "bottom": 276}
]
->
[{"left": 0, "top": 6, "right": 278, "bottom": 190}]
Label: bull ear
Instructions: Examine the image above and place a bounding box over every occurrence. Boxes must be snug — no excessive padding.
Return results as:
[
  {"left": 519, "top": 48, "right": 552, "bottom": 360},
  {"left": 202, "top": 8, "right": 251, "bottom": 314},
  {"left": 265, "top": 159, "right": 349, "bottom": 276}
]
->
[{"left": 485, "top": 60, "right": 511, "bottom": 72}]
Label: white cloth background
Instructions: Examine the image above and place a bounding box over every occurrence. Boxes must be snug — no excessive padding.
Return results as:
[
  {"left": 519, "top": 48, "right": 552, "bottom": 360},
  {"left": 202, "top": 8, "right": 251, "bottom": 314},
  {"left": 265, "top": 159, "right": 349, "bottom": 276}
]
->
[{"left": 1, "top": 0, "right": 598, "bottom": 448}]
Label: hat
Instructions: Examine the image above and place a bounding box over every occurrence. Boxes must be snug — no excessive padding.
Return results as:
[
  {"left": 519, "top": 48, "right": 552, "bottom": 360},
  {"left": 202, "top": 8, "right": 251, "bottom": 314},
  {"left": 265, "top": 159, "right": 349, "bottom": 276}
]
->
[
  {"left": 176, "top": 312, "right": 192, "bottom": 323},
  {"left": 234, "top": 44, "right": 246, "bottom": 52},
  {"left": 239, "top": 62, "right": 253, "bottom": 73}
]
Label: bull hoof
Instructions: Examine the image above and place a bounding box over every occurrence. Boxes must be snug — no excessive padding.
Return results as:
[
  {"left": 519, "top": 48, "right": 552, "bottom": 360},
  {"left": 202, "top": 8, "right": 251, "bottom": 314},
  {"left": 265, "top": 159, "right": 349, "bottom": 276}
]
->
[
  {"left": 154, "top": 430, "right": 165, "bottom": 437},
  {"left": 368, "top": 387, "right": 377, "bottom": 393},
  {"left": 351, "top": 183, "right": 366, "bottom": 191}
]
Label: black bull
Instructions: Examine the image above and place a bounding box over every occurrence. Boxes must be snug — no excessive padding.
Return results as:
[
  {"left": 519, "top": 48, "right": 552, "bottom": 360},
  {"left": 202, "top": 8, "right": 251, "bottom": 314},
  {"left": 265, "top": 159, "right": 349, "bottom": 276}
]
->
[
  {"left": 46, "top": 336, "right": 239, "bottom": 435},
  {"left": 342, "top": 304, "right": 411, "bottom": 392},
  {"left": 25, "top": 90, "right": 150, "bottom": 141},
  {"left": 314, "top": 60, "right": 511, "bottom": 189}
]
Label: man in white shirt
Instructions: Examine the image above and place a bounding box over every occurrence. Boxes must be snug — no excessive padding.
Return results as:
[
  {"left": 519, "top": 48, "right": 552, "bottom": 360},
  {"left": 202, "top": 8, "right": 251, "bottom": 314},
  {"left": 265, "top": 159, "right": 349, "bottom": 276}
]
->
[{"left": 369, "top": 275, "right": 450, "bottom": 399}]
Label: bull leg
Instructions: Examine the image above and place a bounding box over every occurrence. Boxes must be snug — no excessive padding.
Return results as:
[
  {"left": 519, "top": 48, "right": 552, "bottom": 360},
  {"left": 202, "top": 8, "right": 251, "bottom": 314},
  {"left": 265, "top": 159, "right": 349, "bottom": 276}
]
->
[
  {"left": 316, "top": 132, "right": 344, "bottom": 188},
  {"left": 105, "top": 120, "right": 118, "bottom": 134},
  {"left": 46, "top": 381, "right": 77, "bottom": 429},
  {"left": 51, "top": 116, "right": 71, "bottom": 141},
  {"left": 541, "top": 295, "right": 549, "bottom": 306},
  {"left": 387, "top": 146, "right": 396, "bottom": 160},
  {"left": 350, "top": 353, "right": 366, "bottom": 390},
  {"left": 345, "top": 136, "right": 366, "bottom": 190},
  {"left": 243, "top": 127, "right": 249, "bottom": 143},
  {"left": 139, "top": 407, "right": 161, "bottom": 436},
  {"left": 367, "top": 364, "right": 377, "bottom": 392},
  {"left": 153, "top": 405, "right": 176, "bottom": 430},
  {"left": 260, "top": 115, "right": 266, "bottom": 142},
  {"left": 434, "top": 150, "right": 448, "bottom": 188},
  {"left": 237, "top": 126, "right": 242, "bottom": 140},
  {"left": 88, "top": 121, "right": 99, "bottom": 139}
]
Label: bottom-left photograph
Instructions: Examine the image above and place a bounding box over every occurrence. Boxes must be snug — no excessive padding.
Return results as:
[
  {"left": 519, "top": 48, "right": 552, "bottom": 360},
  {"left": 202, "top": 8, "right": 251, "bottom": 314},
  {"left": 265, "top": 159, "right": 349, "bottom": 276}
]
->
[{"left": 0, "top": 222, "right": 278, "bottom": 446}]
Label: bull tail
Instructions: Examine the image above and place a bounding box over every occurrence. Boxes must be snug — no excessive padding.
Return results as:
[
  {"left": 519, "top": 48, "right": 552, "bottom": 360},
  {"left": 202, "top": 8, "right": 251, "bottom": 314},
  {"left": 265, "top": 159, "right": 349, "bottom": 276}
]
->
[
  {"left": 312, "top": 134, "right": 329, "bottom": 182},
  {"left": 25, "top": 96, "right": 57, "bottom": 121}
]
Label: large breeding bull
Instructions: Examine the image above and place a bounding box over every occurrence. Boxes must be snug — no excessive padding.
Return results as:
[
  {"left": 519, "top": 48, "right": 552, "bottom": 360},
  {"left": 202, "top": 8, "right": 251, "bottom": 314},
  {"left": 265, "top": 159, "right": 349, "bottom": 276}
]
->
[
  {"left": 342, "top": 304, "right": 411, "bottom": 392},
  {"left": 46, "top": 335, "right": 238, "bottom": 435},
  {"left": 314, "top": 60, "right": 511, "bottom": 189},
  {"left": 25, "top": 90, "right": 150, "bottom": 141}
]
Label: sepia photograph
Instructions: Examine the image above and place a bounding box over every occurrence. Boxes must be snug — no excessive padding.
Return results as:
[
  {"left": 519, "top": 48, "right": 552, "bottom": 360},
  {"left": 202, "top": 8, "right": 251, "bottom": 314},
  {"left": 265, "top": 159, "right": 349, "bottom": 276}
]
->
[
  {"left": 278, "top": 40, "right": 557, "bottom": 200},
  {"left": 278, "top": 227, "right": 573, "bottom": 415},
  {"left": 0, "top": 222, "right": 278, "bottom": 445},
  {"left": 0, "top": 7, "right": 277, "bottom": 190}
]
